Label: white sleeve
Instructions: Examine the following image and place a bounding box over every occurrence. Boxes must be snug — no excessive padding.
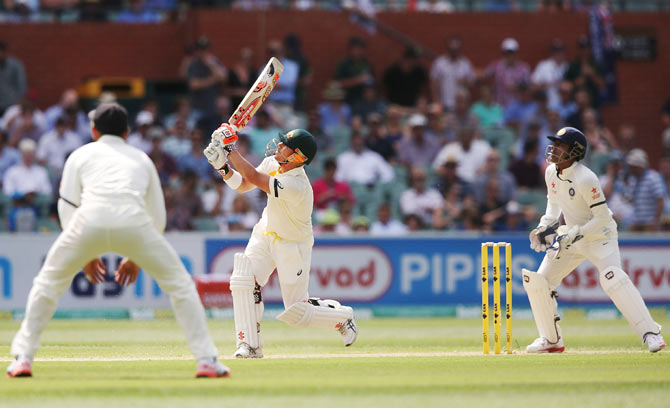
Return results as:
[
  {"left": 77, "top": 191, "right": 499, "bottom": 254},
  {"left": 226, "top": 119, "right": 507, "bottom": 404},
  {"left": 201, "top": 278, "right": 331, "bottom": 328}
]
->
[
  {"left": 539, "top": 166, "right": 561, "bottom": 227},
  {"left": 144, "top": 156, "right": 166, "bottom": 233},
  {"left": 334, "top": 154, "right": 348, "bottom": 182},
  {"left": 2, "top": 168, "right": 15, "bottom": 195},
  {"left": 578, "top": 171, "right": 612, "bottom": 236},
  {"left": 35, "top": 136, "right": 48, "bottom": 162},
  {"left": 58, "top": 152, "right": 83, "bottom": 230},
  {"left": 399, "top": 190, "right": 415, "bottom": 215}
]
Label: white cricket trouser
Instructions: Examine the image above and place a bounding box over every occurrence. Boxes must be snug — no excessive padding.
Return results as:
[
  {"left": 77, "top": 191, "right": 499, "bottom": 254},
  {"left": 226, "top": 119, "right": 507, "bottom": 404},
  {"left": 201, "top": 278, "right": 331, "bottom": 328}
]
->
[
  {"left": 244, "top": 225, "right": 312, "bottom": 308},
  {"left": 11, "top": 208, "right": 218, "bottom": 359},
  {"left": 538, "top": 237, "right": 621, "bottom": 289}
]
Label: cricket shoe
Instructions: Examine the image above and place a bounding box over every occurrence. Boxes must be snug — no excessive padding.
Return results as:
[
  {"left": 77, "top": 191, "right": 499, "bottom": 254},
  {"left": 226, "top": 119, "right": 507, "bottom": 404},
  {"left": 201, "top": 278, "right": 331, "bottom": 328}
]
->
[
  {"left": 337, "top": 317, "right": 358, "bottom": 347},
  {"left": 196, "top": 357, "right": 230, "bottom": 378},
  {"left": 233, "top": 343, "right": 263, "bottom": 359},
  {"left": 6, "top": 356, "right": 32, "bottom": 378},
  {"left": 644, "top": 333, "right": 666, "bottom": 353},
  {"left": 526, "top": 336, "right": 565, "bottom": 353}
]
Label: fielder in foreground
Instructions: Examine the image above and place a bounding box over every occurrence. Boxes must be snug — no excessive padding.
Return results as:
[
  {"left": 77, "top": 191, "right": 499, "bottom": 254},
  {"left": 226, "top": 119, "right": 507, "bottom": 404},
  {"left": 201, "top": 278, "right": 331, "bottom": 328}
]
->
[
  {"left": 204, "top": 124, "right": 358, "bottom": 358},
  {"left": 525, "top": 127, "right": 665, "bottom": 353},
  {"left": 7, "top": 103, "right": 229, "bottom": 378}
]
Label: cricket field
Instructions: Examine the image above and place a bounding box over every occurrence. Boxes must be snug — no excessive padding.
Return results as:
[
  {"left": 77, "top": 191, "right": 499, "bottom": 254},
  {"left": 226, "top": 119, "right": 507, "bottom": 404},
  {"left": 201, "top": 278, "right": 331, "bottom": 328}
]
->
[{"left": 0, "top": 310, "right": 669, "bottom": 408}]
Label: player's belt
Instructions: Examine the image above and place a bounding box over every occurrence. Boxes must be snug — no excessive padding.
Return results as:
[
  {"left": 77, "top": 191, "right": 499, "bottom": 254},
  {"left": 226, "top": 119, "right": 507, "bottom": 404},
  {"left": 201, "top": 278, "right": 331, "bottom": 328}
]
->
[{"left": 263, "top": 231, "right": 283, "bottom": 244}]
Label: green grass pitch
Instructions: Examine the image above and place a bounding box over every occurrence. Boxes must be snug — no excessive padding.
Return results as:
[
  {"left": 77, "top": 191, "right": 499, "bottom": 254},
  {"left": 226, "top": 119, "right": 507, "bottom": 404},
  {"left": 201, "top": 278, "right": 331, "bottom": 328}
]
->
[{"left": 0, "top": 310, "right": 669, "bottom": 408}]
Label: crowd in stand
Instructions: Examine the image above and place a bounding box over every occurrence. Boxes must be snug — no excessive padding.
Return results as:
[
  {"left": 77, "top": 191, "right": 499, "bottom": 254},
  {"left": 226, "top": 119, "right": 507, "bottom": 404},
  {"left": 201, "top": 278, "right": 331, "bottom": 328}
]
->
[{"left": 0, "top": 32, "right": 668, "bottom": 234}]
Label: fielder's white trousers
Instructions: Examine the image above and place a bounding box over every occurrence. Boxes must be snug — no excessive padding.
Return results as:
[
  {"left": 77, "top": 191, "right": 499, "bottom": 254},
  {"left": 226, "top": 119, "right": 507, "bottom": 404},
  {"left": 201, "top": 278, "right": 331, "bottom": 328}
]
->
[
  {"left": 538, "top": 237, "right": 620, "bottom": 289},
  {"left": 11, "top": 208, "right": 218, "bottom": 359},
  {"left": 245, "top": 225, "right": 313, "bottom": 308}
]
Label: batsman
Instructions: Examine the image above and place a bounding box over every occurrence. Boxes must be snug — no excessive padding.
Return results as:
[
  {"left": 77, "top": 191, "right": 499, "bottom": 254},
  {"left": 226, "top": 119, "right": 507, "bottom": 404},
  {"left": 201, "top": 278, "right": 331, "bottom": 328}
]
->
[
  {"left": 204, "top": 124, "right": 358, "bottom": 358},
  {"left": 524, "top": 127, "right": 665, "bottom": 353}
]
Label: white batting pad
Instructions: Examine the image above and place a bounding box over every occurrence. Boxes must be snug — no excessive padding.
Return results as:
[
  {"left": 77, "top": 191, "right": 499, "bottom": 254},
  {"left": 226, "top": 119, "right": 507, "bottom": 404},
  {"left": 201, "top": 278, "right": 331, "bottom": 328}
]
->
[
  {"left": 600, "top": 266, "right": 661, "bottom": 340},
  {"left": 522, "top": 269, "right": 562, "bottom": 343},
  {"left": 230, "top": 253, "right": 260, "bottom": 348},
  {"left": 276, "top": 301, "right": 353, "bottom": 330}
]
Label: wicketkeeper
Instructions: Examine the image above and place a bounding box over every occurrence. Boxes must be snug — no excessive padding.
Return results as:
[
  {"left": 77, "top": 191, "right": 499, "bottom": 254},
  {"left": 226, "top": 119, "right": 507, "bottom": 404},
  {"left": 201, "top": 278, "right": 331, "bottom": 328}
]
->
[
  {"left": 524, "top": 127, "right": 665, "bottom": 353},
  {"left": 204, "top": 124, "right": 358, "bottom": 358}
]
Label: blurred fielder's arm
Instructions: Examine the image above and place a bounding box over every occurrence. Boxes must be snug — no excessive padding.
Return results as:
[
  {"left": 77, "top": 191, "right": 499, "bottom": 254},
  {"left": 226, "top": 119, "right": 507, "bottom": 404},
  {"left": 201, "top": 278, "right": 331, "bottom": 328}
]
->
[
  {"left": 57, "top": 150, "right": 82, "bottom": 230},
  {"left": 143, "top": 155, "right": 167, "bottom": 233}
]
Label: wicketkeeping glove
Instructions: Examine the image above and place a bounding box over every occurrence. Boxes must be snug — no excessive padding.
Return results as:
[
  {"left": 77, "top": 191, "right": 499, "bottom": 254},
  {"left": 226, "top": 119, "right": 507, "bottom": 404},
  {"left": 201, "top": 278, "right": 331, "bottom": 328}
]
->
[
  {"left": 203, "top": 140, "right": 228, "bottom": 170},
  {"left": 211, "top": 123, "right": 239, "bottom": 147}
]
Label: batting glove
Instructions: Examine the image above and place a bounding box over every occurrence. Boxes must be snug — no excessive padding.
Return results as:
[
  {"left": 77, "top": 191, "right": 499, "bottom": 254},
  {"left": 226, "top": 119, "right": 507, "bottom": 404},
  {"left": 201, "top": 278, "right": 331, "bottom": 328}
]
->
[
  {"left": 211, "top": 123, "right": 239, "bottom": 147},
  {"left": 203, "top": 140, "right": 228, "bottom": 170}
]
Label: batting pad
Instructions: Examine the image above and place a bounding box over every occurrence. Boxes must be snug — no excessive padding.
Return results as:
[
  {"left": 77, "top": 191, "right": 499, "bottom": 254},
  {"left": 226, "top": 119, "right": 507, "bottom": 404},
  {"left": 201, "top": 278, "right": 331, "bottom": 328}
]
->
[
  {"left": 600, "top": 266, "right": 661, "bottom": 340},
  {"left": 230, "top": 253, "right": 260, "bottom": 348},
  {"left": 276, "top": 301, "right": 353, "bottom": 329},
  {"left": 522, "top": 269, "right": 561, "bottom": 343}
]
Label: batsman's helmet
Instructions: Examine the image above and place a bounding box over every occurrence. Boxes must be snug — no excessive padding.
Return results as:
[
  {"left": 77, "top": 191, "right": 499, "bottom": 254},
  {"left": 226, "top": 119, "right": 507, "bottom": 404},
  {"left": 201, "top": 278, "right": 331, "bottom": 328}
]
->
[
  {"left": 279, "top": 129, "right": 317, "bottom": 165},
  {"left": 545, "top": 127, "right": 587, "bottom": 163}
]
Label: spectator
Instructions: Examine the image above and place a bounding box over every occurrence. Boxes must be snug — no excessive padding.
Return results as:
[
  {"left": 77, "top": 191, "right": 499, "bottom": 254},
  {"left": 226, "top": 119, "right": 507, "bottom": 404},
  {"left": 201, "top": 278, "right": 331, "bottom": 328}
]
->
[
  {"left": 599, "top": 150, "right": 632, "bottom": 227},
  {"left": 165, "top": 169, "right": 203, "bottom": 231},
  {"left": 531, "top": 39, "right": 568, "bottom": 108},
  {"left": 178, "top": 129, "right": 213, "bottom": 183},
  {"left": 433, "top": 126, "right": 491, "bottom": 184},
  {"left": 8, "top": 192, "right": 39, "bottom": 232},
  {"left": 425, "top": 103, "right": 450, "bottom": 141},
  {"left": 334, "top": 36, "right": 375, "bottom": 107},
  {"left": 226, "top": 195, "right": 258, "bottom": 232},
  {"left": 430, "top": 35, "right": 474, "bottom": 111},
  {"left": 246, "top": 110, "right": 283, "bottom": 159},
  {"left": 2, "top": 99, "right": 46, "bottom": 145},
  {"left": 126, "top": 111, "right": 154, "bottom": 154},
  {"left": 335, "top": 131, "right": 394, "bottom": 185},
  {"left": 400, "top": 167, "right": 443, "bottom": 225},
  {"left": 44, "top": 89, "right": 89, "bottom": 142},
  {"left": 3, "top": 138, "right": 51, "bottom": 197},
  {"left": 226, "top": 47, "right": 257, "bottom": 113},
  {"left": 370, "top": 202, "right": 407, "bottom": 235},
  {"left": 202, "top": 176, "right": 231, "bottom": 230},
  {"left": 36, "top": 116, "right": 82, "bottom": 180},
  {"left": 352, "top": 215, "right": 370, "bottom": 232},
  {"left": 312, "top": 157, "right": 355, "bottom": 211},
  {"left": 501, "top": 200, "right": 528, "bottom": 232},
  {"left": 624, "top": 149, "right": 664, "bottom": 231},
  {"left": 617, "top": 123, "right": 636, "bottom": 156},
  {"left": 396, "top": 113, "right": 440, "bottom": 168},
  {"left": 434, "top": 156, "right": 469, "bottom": 198},
  {"left": 503, "top": 82, "right": 538, "bottom": 129},
  {"left": 447, "top": 88, "right": 479, "bottom": 131},
  {"left": 266, "top": 39, "right": 300, "bottom": 120},
  {"left": 484, "top": 38, "right": 531, "bottom": 107},
  {"left": 416, "top": 0, "right": 454, "bottom": 12},
  {"left": 382, "top": 46, "right": 428, "bottom": 108},
  {"left": 384, "top": 105, "right": 405, "bottom": 144},
  {"left": 0, "top": 41, "right": 27, "bottom": 116},
  {"left": 236, "top": 133, "right": 261, "bottom": 167},
  {"left": 551, "top": 80, "right": 578, "bottom": 120},
  {"left": 403, "top": 213, "right": 424, "bottom": 231},
  {"left": 365, "top": 113, "right": 395, "bottom": 162},
  {"left": 565, "top": 87, "right": 592, "bottom": 130},
  {"left": 0, "top": 130, "right": 20, "bottom": 185},
  {"left": 470, "top": 84, "right": 503, "bottom": 129},
  {"left": 314, "top": 208, "right": 351, "bottom": 235},
  {"left": 472, "top": 149, "right": 516, "bottom": 204},
  {"left": 186, "top": 36, "right": 227, "bottom": 120},
  {"left": 161, "top": 119, "right": 191, "bottom": 160},
  {"left": 164, "top": 98, "right": 197, "bottom": 133},
  {"left": 564, "top": 36, "right": 605, "bottom": 109},
  {"left": 284, "top": 34, "right": 312, "bottom": 112},
  {"left": 582, "top": 108, "right": 616, "bottom": 174},
  {"left": 659, "top": 157, "right": 670, "bottom": 230},
  {"left": 515, "top": 119, "right": 550, "bottom": 166},
  {"left": 351, "top": 84, "right": 386, "bottom": 123},
  {"left": 479, "top": 178, "right": 507, "bottom": 232},
  {"left": 148, "top": 127, "right": 179, "bottom": 186},
  {"left": 433, "top": 182, "right": 466, "bottom": 230},
  {"left": 509, "top": 139, "right": 543, "bottom": 189},
  {"left": 195, "top": 95, "right": 231, "bottom": 138},
  {"left": 317, "top": 82, "right": 351, "bottom": 132},
  {"left": 115, "top": 0, "right": 162, "bottom": 23}
]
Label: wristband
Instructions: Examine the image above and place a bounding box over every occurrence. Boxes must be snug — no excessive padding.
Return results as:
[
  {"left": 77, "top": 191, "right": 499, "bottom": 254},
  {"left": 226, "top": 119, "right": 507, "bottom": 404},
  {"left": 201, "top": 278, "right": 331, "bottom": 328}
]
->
[
  {"left": 217, "top": 163, "right": 230, "bottom": 176},
  {"left": 224, "top": 170, "right": 243, "bottom": 190},
  {"left": 224, "top": 144, "right": 237, "bottom": 153}
]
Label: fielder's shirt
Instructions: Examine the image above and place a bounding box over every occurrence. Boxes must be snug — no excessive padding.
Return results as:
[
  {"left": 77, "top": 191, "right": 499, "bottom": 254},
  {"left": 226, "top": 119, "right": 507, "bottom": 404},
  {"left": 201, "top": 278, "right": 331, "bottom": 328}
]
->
[
  {"left": 540, "top": 161, "right": 617, "bottom": 241},
  {"left": 255, "top": 156, "right": 313, "bottom": 242}
]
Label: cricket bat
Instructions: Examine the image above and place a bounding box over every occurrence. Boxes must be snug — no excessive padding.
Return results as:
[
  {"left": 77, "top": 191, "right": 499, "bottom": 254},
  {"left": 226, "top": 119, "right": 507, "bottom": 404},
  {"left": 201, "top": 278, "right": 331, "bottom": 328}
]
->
[{"left": 228, "top": 57, "right": 284, "bottom": 131}]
